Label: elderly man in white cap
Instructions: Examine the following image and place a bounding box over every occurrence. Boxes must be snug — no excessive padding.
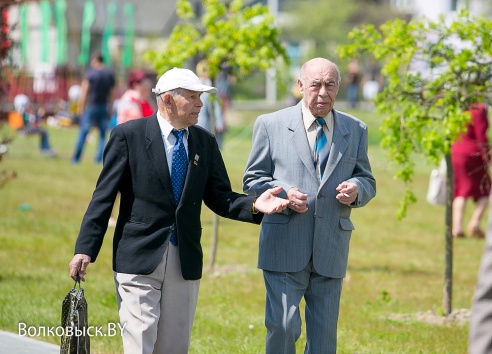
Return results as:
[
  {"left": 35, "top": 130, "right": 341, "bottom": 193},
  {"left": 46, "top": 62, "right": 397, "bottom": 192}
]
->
[{"left": 68, "top": 67, "right": 289, "bottom": 354}]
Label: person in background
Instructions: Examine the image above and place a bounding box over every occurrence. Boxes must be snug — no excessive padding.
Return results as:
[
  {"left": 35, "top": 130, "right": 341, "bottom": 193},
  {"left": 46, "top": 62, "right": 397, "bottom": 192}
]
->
[
  {"left": 195, "top": 62, "right": 225, "bottom": 149},
  {"left": 68, "top": 67, "right": 289, "bottom": 354},
  {"left": 107, "top": 69, "right": 155, "bottom": 227},
  {"left": 67, "top": 84, "right": 81, "bottom": 125},
  {"left": 243, "top": 57, "right": 376, "bottom": 353},
  {"left": 71, "top": 51, "right": 116, "bottom": 164},
  {"left": 451, "top": 103, "right": 491, "bottom": 238},
  {"left": 216, "top": 67, "right": 232, "bottom": 125},
  {"left": 346, "top": 59, "right": 361, "bottom": 109},
  {"left": 108, "top": 98, "right": 119, "bottom": 130},
  {"left": 360, "top": 58, "right": 383, "bottom": 101},
  {"left": 117, "top": 69, "right": 155, "bottom": 125},
  {"left": 13, "top": 94, "right": 56, "bottom": 157}
]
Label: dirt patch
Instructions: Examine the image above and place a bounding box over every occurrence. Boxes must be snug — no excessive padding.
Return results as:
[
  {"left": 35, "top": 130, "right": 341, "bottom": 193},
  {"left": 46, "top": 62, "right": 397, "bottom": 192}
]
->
[{"left": 387, "top": 308, "right": 470, "bottom": 326}]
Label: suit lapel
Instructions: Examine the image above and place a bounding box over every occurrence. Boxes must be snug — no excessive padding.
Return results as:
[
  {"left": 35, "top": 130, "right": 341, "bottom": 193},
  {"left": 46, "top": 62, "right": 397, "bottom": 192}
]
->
[
  {"left": 288, "top": 103, "right": 318, "bottom": 181},
  {"left": 145, "top": 115, "right": 176, "bottom": 205},
  {"left": 321, "top": 110, "right": 349, "bottom": 184}
]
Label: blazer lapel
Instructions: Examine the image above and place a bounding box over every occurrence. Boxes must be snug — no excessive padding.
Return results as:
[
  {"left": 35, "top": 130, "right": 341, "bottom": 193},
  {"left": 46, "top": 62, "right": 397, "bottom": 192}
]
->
[
  {"left": 288, "top": 103, "right": 318, "bottom": 181},
  {"left": 145, "top": 115, "right": 176, "bottom": 205},
  {"left": 321, "top": 110, "right": 349, "bottom": 184}
]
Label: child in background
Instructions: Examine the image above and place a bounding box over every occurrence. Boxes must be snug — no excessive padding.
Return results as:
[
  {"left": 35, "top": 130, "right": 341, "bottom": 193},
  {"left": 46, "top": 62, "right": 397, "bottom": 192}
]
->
[{"left": 13, "top": 94, "right": 56, "bottom": 157}]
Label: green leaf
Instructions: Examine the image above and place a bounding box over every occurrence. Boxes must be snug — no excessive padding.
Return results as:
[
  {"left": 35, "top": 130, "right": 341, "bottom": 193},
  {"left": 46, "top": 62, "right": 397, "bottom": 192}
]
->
[
  {"left": 148, "top": 0, "right": 288, "bottom": 80},
  {"left": 338, "top": 11, "right": 492, "bottom": 218}
]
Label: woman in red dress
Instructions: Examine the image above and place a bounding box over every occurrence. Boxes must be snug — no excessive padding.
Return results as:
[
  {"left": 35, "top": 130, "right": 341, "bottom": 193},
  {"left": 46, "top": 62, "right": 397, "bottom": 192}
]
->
[
  {"left": 117, "top": 69, "right": 154, "bottom": 124},
  {"left": 451, "top": 104, "right": 491, "bottom": 238}
]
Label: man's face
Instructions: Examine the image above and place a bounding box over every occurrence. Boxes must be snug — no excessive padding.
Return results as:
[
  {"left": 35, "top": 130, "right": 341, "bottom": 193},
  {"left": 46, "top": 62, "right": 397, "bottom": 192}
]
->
[
  {"left": 298, "top": 60, "right": 340, "bottom": 118},
  {"left": 167, "top": 89, "right": 203, "bottom": 129}
]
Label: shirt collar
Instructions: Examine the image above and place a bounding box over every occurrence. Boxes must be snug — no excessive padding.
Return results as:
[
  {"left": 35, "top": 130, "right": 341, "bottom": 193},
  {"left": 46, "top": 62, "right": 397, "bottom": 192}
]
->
[
  {"left": 301, "top": 103, "right": 333, "bottom": 131},
  {"left": 156, "top": 111, "right": 189, "bottom": 139}
]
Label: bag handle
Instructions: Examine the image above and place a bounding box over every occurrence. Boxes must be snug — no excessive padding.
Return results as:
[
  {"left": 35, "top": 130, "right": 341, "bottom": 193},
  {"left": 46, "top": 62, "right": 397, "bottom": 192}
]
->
[{"left": 73, "top": 275, "right": 81, "bottom": 289}]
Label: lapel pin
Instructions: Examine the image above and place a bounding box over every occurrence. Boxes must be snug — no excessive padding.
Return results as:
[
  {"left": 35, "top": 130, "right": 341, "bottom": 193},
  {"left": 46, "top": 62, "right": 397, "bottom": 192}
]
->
[{"left": 194, "top": 154, "right": 199, "bottom": 165}]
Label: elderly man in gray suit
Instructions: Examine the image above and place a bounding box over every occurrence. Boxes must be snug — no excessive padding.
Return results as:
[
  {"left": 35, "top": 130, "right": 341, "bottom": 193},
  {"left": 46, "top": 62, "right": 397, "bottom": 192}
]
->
[{"left": 243, "top": 57, "right": 376, "bottom": 353}]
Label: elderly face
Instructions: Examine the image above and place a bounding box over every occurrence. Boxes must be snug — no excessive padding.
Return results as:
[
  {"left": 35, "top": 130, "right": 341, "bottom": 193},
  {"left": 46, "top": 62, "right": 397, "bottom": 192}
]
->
[
  {"left": 298, "top": 58, "right": 340, "bottom": 118},
  {"left": 160, "top": 89, "right": 203, "bottom": 129}
]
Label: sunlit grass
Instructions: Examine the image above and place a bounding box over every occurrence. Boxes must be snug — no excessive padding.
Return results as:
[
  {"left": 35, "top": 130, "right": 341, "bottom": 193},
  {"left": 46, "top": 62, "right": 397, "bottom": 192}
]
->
[{"left": 0, "top": 106, "right": 485, "bottom": 353}]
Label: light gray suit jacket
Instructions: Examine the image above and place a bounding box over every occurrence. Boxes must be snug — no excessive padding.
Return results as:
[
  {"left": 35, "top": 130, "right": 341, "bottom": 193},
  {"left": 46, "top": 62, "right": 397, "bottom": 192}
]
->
[{"left": 243, "top": 102, "right": 376, "bottom": 278}]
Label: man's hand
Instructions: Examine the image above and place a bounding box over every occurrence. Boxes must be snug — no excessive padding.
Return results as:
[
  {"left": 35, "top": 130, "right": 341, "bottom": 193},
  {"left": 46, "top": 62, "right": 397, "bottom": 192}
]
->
[
  {"left": 254, "top": 186, "right": 289, "bottom": 214},
  {"left": 336, "top": 182, "right": 358, "bottom": 205},
  {"left": 69, "top": 254, "right": 92, "bottom": 282},
  {"left": 287, "top": 187, "right": 309, "bottom": 213}
]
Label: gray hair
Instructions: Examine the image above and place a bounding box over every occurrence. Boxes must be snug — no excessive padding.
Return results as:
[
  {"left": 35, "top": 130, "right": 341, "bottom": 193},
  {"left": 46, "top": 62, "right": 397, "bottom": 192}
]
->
[
  {"left": 155, "top": 88, "right": 183, "bottom": 105},
  {"left": 169, "top": 88, "right": 183, "bottom": 97}
]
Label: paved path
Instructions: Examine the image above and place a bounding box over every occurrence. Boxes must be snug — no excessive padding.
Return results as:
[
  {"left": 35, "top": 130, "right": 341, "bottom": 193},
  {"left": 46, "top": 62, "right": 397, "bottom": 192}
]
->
[{"left": 0, "top": 330, "right": 59, "bottom": 353}]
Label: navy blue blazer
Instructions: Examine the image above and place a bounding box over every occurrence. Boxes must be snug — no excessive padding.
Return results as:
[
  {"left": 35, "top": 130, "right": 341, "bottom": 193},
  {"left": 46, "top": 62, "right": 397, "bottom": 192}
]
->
[{"left": 74, "top": 113, "right": 261, "bottom": 280}]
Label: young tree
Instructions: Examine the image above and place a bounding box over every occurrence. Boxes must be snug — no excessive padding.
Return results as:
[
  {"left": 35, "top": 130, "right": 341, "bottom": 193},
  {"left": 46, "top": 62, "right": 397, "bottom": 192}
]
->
[
  {"left": 146, "top": 0, "right": 288, "bottom": 79},
  {"left": 146, "top": 0, "right": 288, "bottom": 271},
  {"left": 338, "top": 9, "right": 492, "bottom": 315}
]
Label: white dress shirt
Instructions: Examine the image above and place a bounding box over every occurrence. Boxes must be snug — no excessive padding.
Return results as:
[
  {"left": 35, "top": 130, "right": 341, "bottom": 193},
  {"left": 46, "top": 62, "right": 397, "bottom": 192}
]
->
[
  {"left": 156, "top": 111, "right": 189, "bottom": 174},
  {"left": 301, "top": 104, "right": 334, "bottom": 178}
]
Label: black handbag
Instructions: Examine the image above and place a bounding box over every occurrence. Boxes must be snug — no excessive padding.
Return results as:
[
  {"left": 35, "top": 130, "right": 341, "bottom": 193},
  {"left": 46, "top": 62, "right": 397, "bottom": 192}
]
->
[{"left": 60, "top": 276, "right": 90, "bottom": 354}]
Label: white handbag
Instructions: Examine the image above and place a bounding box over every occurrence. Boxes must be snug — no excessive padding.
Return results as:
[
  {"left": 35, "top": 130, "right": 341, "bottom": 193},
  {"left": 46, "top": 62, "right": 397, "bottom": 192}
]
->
[
  {"left": 362, "top": 80, "right": 379, "bottom": 100},
  {"left": 426, "top": 159, "right": 447, "bottom": 205}
]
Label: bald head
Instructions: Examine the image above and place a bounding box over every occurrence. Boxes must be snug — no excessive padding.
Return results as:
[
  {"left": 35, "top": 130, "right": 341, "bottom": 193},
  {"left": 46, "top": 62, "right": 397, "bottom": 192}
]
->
[
  {"left": 299, "top": 58, "right": 341, "bottom": 85},
  {"left": 298, "top": 58, "right": 341, "bottom": 117}
]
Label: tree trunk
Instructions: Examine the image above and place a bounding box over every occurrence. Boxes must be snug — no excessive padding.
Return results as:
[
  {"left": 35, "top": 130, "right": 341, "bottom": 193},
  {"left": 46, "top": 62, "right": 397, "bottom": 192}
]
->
[
  {"left": 207, "top": 212, "right": 219, "bottom": 272},
  {"left": 443, "top": 153, "right": 454, "bottom": 315},
  {"left": 207, "top": 92, "right": 219, "bottom": 272}
]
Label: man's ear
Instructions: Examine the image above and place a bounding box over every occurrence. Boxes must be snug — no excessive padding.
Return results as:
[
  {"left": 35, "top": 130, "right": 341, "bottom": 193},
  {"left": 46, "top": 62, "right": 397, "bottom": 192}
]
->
[
  {"left": 163, "top": 93, "right": 172, "bottom": 106},
  {"left": 297, "top": 79, "right": 304, "bottom": 96}
]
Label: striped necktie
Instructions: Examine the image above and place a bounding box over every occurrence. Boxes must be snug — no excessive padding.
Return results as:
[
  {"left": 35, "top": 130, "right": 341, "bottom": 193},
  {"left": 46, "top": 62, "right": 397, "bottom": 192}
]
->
[{"left": 314, "top": 117, "right": 329, "bottom": 179}]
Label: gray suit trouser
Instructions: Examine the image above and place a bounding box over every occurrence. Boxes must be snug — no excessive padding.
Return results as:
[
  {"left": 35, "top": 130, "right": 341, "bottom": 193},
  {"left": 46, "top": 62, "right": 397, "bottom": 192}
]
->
[{"left": 263, "top": 261, "right": 343, "bottom": 354}]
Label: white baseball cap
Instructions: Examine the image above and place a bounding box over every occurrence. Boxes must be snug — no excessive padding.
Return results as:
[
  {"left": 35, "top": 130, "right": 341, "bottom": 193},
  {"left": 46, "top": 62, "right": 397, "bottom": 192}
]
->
[{"left": 152, "top": 67, "right": 217, "bottom": 95}]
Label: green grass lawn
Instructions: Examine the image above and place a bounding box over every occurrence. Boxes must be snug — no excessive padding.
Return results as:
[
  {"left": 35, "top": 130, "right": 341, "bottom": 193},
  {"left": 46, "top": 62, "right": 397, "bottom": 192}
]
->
[{"left": 0, "top": 106, "right": 485, "bottom": 353}]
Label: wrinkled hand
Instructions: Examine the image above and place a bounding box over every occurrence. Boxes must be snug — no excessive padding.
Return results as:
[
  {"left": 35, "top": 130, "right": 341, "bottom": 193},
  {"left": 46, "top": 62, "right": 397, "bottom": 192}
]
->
[
  {"left": 287, "top": 187, "right": 309, "bottom": 213},
  {"left": 336, "top": 182, "right": 358, "bottom": 205},
  {"left": 254, "top": 186, "right": 289, "bottom": 214},
  {"left": 69, "top": 254, "right": 92, "bottom": 282}
]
